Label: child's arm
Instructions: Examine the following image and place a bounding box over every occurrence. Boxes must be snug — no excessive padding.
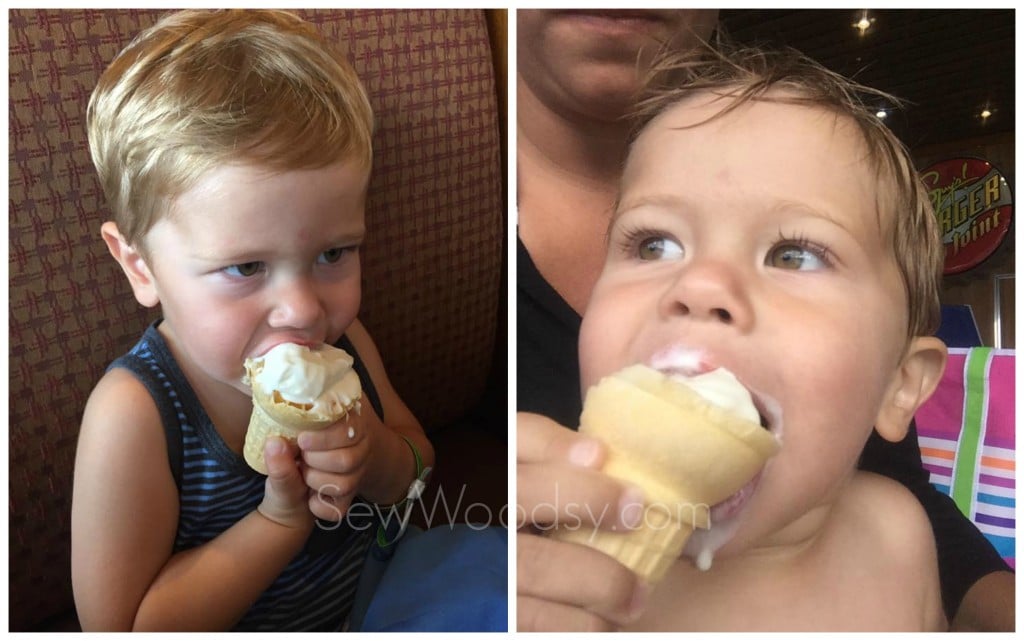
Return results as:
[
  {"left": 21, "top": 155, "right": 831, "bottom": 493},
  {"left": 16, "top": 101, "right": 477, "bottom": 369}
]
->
[
  {"left": 346, "top": 318, "right": 434, "bottom": 502},
  {"left": 71, "top": 368, "right": 312, "bottom": 631},
  {"left": 299, "top": 318, "right": 434, "bottom": 510}
]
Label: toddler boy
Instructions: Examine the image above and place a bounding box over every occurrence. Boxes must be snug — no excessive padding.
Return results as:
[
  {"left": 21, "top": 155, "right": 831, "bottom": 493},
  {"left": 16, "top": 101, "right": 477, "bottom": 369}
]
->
[
  {"left": 72, "top": 10, "right": 433, "bottom": 631},
  {"left": 576, "top": 41, "right": 948, "bottom": 630}
]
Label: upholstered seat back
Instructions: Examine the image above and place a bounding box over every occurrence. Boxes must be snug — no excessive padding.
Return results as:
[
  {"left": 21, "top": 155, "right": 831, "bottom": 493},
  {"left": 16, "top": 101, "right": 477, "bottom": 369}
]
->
[{"left": 8, "top": 9, "right": 504, "bottom": 630}]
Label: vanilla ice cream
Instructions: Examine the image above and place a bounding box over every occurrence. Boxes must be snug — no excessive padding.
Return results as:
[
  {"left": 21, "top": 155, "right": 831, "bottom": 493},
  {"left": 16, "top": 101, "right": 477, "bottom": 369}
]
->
[
  {"left": 247, "top": 343, "right": 362, "bottom": 418},
  {"left": 242, "top": 342, "right": 362, "bottom": 474},
  {"left": 669, "top": 368, "right": 761, "bottom": 425}
]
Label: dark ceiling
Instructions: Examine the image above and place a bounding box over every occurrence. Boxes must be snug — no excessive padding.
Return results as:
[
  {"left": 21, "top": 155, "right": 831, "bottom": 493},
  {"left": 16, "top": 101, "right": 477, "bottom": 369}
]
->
[{"left": 719, "top": 9, "right": 1015, "bottom": 151}]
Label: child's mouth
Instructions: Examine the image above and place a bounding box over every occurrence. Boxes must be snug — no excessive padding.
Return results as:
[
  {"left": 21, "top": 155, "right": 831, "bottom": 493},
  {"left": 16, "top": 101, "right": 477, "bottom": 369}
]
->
[
  {"left": 645, "top": 347, "right": 783, "bottom": 569},
  {"left": 697, "top": 399, "right": 781, "bottom": 555},
  {"left": 683, "top": 470, "right": 764, "bottom": 572},
  {"left": 689, "top": 378, "right": 782, "bottom": 570},
  {"left": 709, "top": 471, "right": 763, "bottom": 523}
]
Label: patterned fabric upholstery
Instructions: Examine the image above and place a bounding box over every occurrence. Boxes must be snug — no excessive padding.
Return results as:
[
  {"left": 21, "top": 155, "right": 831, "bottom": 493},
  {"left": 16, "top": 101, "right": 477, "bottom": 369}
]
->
[{"left": 8, "top": 9, "right": 503, "bottom": 630}]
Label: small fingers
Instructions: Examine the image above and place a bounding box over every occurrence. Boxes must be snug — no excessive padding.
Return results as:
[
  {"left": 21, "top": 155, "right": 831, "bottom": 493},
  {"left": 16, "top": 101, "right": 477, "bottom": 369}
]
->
[
  {"left": 297, "top": 418, "right": 363, "bottom": 451},
  {"left": 258, "top": 438, "right": 313, "bottom": 527},
  {"left": 300, "top": 435, "right": 369, "bottom": 474},
  {"left": 308, "top": 489, "right": 353, "bottom": 523},
  {"left": 303, "top": 462, "right": 366, "bottom": 500},
  {"left": 263, "top": 437, "right": 302, "bottom": 484}
]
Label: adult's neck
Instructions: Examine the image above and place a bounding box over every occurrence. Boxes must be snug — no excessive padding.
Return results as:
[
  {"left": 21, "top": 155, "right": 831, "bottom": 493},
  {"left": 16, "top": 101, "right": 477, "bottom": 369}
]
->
[
  {"left": 517, "top": 73, "right": 631, "bottom": 186},
  {"left": 517, "top": 74, "right": 630, "bottom": 314}
]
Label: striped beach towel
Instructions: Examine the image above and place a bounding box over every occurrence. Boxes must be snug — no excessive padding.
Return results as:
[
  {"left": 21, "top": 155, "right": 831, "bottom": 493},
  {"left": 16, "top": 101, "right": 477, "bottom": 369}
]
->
[{"left": 915, "top": 347, "right": 1015, "bottom": 569}]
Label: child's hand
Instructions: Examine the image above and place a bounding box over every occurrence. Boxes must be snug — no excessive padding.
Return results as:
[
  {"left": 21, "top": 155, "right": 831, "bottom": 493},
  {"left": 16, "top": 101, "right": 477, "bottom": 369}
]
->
[
  {"left": 257, "top": 436, "right": 314, "bottom": 530},
  {"left": 517, "top": 412, "right": 649, "bottom": 631},
  {"left": 296, "top": 411, "right": 371, "bottom": 522}
]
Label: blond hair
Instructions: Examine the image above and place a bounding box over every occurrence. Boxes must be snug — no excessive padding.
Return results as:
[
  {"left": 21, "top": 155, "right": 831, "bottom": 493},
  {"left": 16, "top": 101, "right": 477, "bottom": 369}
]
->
[
  {"left": 87, "top": 9, "right": 374, "bottom": 248},
  {"left": 629, "top": 39, "right": 942, "bottom": 338}
]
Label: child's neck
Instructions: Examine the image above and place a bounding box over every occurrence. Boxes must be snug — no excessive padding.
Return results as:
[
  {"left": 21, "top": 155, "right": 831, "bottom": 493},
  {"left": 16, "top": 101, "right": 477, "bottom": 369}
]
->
[
  {"left": 637, "top": 504, "right": 838, "bottom": 630},
  {"left": 517, "top": 73, "right": 631, "bottom": 186},
  {"left": 633, "top": 472, "right": 942, "bottom": 631},
  {"left": 703, "top": 501, "right": 832, "bottom": 572}
]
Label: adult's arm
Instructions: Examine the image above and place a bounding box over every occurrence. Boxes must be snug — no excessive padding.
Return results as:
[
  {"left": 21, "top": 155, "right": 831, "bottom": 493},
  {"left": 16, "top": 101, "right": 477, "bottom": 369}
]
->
[{"left": 517, "top": 412, "right": 649, "bottom": 631}]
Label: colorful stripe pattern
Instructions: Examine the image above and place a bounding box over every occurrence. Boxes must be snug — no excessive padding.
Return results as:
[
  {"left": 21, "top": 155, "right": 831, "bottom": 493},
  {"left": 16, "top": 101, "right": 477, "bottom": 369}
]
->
[{"left": 915, "top": 347, "right": 1015, "bottom": 569}]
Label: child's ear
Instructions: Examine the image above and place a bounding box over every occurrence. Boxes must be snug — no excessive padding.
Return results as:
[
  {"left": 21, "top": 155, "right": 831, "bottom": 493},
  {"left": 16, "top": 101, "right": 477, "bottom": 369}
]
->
[
  {"left": 875, "top": 336, "right": 948, "bottom": 442},
  {"left": 100, "top": 221, "right": 160, "bottom": 308}
]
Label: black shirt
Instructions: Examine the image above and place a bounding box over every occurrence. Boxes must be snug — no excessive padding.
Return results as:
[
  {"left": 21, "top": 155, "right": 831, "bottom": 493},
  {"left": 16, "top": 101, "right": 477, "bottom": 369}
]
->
[{"left": 517, "top": 235, "right": 1009, "bottom": 619}]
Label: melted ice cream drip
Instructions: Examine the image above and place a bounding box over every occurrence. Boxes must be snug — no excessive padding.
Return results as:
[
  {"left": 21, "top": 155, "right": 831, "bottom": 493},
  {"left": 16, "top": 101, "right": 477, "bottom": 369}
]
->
[{"left": 670, "top": 367, "right": 764, "bottom": 572}]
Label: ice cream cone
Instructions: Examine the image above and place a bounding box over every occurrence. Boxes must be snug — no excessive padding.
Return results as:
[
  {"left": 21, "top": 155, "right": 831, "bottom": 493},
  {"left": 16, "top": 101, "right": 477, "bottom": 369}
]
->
[
  {"left": 552, "top": 501, "right": 696, "bottom": 583},
  {"left": 243, "top": 343, "right": 362, "bottom": 474},
  {"left": 549, "top": 364, "right": 778, "bottom": 583}
]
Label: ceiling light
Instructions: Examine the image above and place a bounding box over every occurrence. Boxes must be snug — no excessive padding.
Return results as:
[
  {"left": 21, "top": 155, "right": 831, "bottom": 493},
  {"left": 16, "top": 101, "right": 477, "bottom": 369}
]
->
[
  {"left": 853, "top": 12, "right": 875, "bottom": 36},
  {"left": 875, "top": 110, "right": 887, "bottom": 119},
  {"left": 980, "top": 108, "right": 992, "bottom": 121}
]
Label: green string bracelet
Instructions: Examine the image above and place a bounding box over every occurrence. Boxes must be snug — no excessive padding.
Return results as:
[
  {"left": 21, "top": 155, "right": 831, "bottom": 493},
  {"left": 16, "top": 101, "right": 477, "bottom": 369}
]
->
[{"left": 375, "top": 435, "right": 432, "bottom": 547}]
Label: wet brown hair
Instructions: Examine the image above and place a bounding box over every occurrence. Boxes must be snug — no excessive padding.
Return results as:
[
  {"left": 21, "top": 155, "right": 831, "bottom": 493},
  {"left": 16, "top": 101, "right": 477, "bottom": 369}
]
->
[{"left": 627, "top": 38, "right": 942, "bottom": 338}]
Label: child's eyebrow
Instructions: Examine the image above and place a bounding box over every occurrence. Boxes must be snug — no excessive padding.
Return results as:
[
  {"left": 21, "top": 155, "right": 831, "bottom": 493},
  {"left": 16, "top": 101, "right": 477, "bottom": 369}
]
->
[
  {"left": 613, "top": 193, "right": 690, "bottom": 219},
  {"left": 612, "top": 192, "right": 861, "bottom": 239},
  {"left": 770, "top": 199, "right": 856, "bottom": 236},
  {"left": 606, "top": 193, "right": 687, "bottom": 241},
  {"left": 324, "top": 229, "right": 366, "bottom": 246},
  {"left": 188, "top": 229, "right": 367, "bottom": 263},
  {"left": 186, "top": 246, "right": 262, "bottom": 264}
]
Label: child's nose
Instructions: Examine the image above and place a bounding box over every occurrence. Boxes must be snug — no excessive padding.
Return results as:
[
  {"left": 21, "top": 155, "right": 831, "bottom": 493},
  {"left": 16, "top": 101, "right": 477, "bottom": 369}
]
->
[
  {"left": 268, "top": 277, "right": 324, "bottom": 329},
  {"left": 658, "top": 259, "right": 754, "bottom": 331}
]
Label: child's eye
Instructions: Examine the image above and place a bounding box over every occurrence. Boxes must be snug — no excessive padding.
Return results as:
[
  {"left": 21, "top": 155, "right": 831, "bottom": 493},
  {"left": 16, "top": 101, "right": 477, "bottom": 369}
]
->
[
  {"left": 223, "top": 261, "right": 264, "bottom": 277},
  {"left": 767, "top": 239, "right": 832, "bottom": 271},
  {"left": 638, "top": 236, "right": 684, "bottom": 261},
  {"left": 615, "top": 225, "right": 685, "bottom": 261},
  {"left": 620, "top": 228, "right": 685, "bottom": 261},
  {"left": 318, "top": 247, "right": 352, "bottom": 264}
]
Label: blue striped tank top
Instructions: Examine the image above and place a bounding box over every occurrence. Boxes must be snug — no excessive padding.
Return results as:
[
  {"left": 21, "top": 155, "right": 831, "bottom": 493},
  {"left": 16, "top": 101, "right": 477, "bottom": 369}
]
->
[{"left": 109, "top": 322, "right": 383, "bottom": 631}]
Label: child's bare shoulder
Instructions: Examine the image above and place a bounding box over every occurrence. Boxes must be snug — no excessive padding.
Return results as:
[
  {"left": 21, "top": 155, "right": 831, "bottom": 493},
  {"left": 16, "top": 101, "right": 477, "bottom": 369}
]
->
[
  {"left": 83, "top": 366, "right": 162, "bottom": 432},
  {"left": 78, "top": 366, "right": 175, "bottom": 484},
  {"left": 833, "top": 472, "right": 945, "bottom": 629},
  {"left": 842, "top": 471, "right": 934, "bottom": 549}
]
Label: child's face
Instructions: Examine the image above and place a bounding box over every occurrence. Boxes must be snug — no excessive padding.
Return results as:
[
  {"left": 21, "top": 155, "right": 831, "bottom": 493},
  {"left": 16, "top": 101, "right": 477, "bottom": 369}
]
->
[
  {"left": 579, "top": 93, "right": 911, "bottom": 554},
  {"left": 142, "top": 160, "right": 369, "bottom": 395}
]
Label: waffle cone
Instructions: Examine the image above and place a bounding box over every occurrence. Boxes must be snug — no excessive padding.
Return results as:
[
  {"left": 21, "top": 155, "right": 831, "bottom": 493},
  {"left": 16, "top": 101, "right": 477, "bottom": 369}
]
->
[
  {"left": 244, "top": 384, "right": 359, "bottom": 475},
  {"left": 549, "top": 365, "right": 778, "bottom": 582},
  {"left": 552, "top": 504, "right": 696, "bottom": 583}
]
